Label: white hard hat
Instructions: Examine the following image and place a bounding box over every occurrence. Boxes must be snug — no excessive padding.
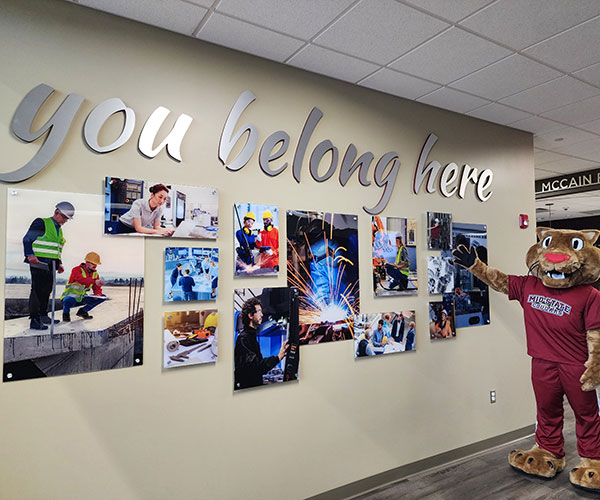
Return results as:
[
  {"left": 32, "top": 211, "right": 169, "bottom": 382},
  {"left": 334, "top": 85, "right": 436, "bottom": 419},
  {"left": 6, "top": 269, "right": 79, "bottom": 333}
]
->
[{"left": 56, "top": 201, "right": 75, "bottom": 219}]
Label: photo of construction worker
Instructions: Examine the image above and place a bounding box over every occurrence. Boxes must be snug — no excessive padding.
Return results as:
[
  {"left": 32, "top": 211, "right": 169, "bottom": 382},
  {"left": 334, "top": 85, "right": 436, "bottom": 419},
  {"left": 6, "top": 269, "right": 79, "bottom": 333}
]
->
[
  {"left": 372, "top": 216, "right": 418, "bottom": 297},
  {"left": 4, "top": 189, "right": 144, "bottom": 382},
  {"left": 354, "top": 311, "right": 416, "bottom": 358},
  {"left": 61, "top": 251, "right": 108, "bottom": 322},
  {"left": 104, "top": 177, "right": 218, "bottom": 239},
  {"left": 428, "top": 253, "right": 455, "bottom": 295},
  {"left": 164, "top": 247, "right": 218, "bottom": 302},
  {"left": 429, "top": 299, "right": 456, "bottom": 340},
  {"left": 233, "top": 287, "right": 299, "bottom": 390},
  {"left": 452, "top": 222, "right": 490, "bottom": 329},
  {"left": 287, "top": 210, "right": 358, "bottom": 345},
  {"left": 427, "top": 211, "right": 452, "bottom": 250},
  {"left": 164, "top": 309, "right": 218, "bottom": 368},
  {"left": 234, "top": 203, "right": 279, "bottom": 276}
]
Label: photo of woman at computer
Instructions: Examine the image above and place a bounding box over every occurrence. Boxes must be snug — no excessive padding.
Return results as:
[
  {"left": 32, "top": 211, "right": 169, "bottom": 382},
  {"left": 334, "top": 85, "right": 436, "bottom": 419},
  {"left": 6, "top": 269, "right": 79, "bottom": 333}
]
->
[{"left": 104, "top": 177, "right": 218, "bottom": 239}]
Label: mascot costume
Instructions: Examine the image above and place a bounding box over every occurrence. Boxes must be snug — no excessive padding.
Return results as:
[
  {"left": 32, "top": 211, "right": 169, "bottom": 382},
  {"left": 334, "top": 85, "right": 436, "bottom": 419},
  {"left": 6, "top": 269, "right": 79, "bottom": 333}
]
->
[{"left": 453, "top": 227, "right": 600, "bottom": 493}]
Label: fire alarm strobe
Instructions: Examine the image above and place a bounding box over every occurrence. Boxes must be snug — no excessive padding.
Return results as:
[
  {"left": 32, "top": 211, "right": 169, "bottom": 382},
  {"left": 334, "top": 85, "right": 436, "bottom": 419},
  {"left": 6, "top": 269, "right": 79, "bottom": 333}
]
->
[{"left": 519, "top": 214, "right": 529, "bottom": 229}]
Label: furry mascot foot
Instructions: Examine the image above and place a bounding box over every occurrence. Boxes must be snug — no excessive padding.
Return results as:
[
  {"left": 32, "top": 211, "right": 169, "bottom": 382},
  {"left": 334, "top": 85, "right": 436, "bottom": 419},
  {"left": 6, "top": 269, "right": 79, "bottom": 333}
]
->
[
  {"left": 508, "top": 445, "right": 565, "bottom": 479},
  {"left": 570, "top": 458, "right": 600, "bottom": 493}
]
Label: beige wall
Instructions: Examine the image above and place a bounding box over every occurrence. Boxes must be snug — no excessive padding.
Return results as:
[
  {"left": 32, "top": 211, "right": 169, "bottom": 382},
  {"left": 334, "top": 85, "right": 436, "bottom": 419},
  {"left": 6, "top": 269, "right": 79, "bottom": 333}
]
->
[{"left": 0, "top": 1, "right": 536, "bottom": 499}]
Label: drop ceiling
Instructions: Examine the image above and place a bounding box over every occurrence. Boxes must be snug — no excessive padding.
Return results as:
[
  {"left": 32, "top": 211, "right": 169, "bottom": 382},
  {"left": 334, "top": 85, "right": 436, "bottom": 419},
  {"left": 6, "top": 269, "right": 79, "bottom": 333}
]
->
[{"left": 65, "top": 0, "right": 600, "bottom": 211}]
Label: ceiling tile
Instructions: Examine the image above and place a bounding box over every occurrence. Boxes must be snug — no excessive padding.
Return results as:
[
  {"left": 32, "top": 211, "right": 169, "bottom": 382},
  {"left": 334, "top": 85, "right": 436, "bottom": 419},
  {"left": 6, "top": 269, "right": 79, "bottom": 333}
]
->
[
  {"left": 549, "top": 137, "right": 600, "bottom": 158},
  {"left": 538, "top": 156, "right": 597, "bottom": 174},
  {"left": 523, "top": 17, "right": 600, "bottom": 73},
  {"left": 360, "top": 68, "right": 441, "bottom": 100},
  {"left": 196, "top": 13, "right": 305, "bottom": 62},
  {"left": 499, "top": 76, "right": 600, "bottom": 114},
  {"left": 390, "top": 28, "right": 511, "bottom": 84},
  {"left": 509, "top": 116, "right": 565, "bottom": 134},
  {"left": 534, "top": 150, "right": 569, "bottom": 165},
  {"left": 416, "top": 87, "right": 490, "bottom": 113},
  {"left": 314, "top": 0, "right": 449, "bottom": 65},
  {"left": 215, "top": 0, "right": 354, "bottom": 40},
  {"left": 287, "top": 45, "right": 379, "bottom": 83},
  {"left": 450, "top": 54, "right": 561, "bottom": 100},
  {"left": 535, "top": 168, "right": 562, "bottom": 179},
  {"left": 534, "top": 127, "right": 598, "bottom": 150},
  {"left": 185, "top": 0, "right": 214, "bottom": 7},
  {"left": 466, "top": 103, "right": 531, "bottom": 125},
  {"left": 579, "top": 118, "right": 600, "bottom": 134},
  {"left": 460, "top": 0, "right": 600, "bottom": 50},
  {"left": 540, "top": 95, "right": 600, "bottom": 126},
  {"left": 78, "top": 0, "right": 208, "bottom": 35},
  {"left": 401, "top": 0, "right": 495, "bottom": 22},
  {"left": 573, "top": 62, "right": 600, "bottom": 87}
]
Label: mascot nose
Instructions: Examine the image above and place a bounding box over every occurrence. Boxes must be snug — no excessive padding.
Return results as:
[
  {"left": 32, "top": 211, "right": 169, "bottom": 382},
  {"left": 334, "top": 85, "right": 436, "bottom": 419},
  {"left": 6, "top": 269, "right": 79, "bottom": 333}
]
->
[{"left": 545, "top": 252, "right": 569, "bottom": 263}]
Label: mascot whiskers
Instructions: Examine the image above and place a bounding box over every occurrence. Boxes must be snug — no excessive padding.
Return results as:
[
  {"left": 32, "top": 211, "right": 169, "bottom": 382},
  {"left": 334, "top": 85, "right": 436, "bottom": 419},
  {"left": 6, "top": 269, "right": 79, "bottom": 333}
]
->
[{"left": 453, "top": 227, "right": 600, "bottom": 493}]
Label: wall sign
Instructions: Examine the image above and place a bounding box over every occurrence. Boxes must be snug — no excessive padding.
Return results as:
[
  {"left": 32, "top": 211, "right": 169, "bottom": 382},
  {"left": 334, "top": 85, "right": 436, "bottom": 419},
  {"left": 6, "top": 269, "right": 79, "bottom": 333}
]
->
[
  {"left": 3, "top": 83, "right": 495, "bottom": 214},
  {"left": 535, "top": 168, "right": 600, "bottom": 199}
]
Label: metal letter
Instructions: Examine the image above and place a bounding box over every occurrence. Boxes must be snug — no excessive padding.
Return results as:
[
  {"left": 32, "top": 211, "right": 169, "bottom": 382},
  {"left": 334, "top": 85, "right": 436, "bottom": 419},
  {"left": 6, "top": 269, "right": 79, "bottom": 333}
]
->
[
  {"left": 413, "top": 133, "right": 440, "bottom": 194},
  {"left": 259, "top": 130, "right": 289, "bottom": 176},
  {"left": 364, "top": 152, "right": 400, "bottom": 215},
  {"left": 219, "top": 90, "right": 258, "bottom": 171},
  {"left": 458, "top": 164, "right": 479, "bottom": 199},
  {"left": 84, "top": 98, "right": 136, "bottom": 153},
  {"left": 439, "top": 162, "right": 459, "bottom": 197},
  {"left": 293, "top": 107, "right": 323, "bottom": 183},
  {"left": 339, "top": 144, "right": 373, "bottom": 187},
  {"left": 4, "top": 84, "right": 83, "bottom": 183},
  {"left": 309, "top": 140, "right": 338, "bottom": 182},
  {"left": 476, "top": 169, "right": 493, "bottom": 201},
  {"left": 138, "top": 106, "right": 192, "bottom": 161}
]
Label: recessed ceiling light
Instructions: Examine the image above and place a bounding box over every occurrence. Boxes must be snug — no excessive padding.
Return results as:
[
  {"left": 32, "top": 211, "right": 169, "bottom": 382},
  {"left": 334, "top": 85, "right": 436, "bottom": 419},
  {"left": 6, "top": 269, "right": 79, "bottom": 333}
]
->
[{"left": 554, "top": 138, "right": 564, "bottom": 142}]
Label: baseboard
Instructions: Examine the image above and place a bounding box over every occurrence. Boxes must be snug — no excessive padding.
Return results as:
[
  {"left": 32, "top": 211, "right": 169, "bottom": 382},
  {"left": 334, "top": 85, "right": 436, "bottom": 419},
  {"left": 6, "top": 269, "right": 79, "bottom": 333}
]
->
[{"left": 305, "top": 424, "right": 536, "bottom": 500}]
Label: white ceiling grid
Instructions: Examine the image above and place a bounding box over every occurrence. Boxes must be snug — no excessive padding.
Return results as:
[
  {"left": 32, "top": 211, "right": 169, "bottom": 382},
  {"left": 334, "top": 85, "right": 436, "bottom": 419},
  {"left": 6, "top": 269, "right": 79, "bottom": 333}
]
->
[{"left": 66, "top": 0, "right": 600, "bottom": 185}]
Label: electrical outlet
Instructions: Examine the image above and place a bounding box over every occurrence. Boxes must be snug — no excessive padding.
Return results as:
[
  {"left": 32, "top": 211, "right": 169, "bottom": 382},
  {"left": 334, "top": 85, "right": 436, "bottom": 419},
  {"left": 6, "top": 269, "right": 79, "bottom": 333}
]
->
[{"left": 490, "top": 390, "right": 496, "bottom": 404}]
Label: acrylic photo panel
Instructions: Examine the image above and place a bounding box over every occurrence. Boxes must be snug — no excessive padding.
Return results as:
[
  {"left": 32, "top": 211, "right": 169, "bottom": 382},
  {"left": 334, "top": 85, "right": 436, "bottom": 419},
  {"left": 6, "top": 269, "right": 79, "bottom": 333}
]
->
[
  {"left": 4, "top": 188, "right": 144, "bottom": 382},
  {"left": 104, "top": 177, "right": 218, "bottom": 238},
  {"left": 429, "top": 297, "right": 456, "bottom": 340},
  {"left": 354, "top": 311, "right": 416, "bottom": 358},
  {"left": 233, "top": 287, "right": 300, "bottom": 390},
  {"left": 452, "top": 222, "right": 490, "bottom": 328},
  {"left": 286, "top": 210, "right": 358, "bottom": 345},
  {"left": 164, "top": 309, "right": 218, "bottom": 368},
  {"left": 427, "top": 212, "right": 452, "bottom": 250},
  {"left": 164, "top": 247, "right": 218, "bottom": 302},
  {"left": 234, "top": 203, "right": 279, "bottom": 276},
  {"left": 427, "top": 253, "right": 455, "bottom": 295},
  {"left": 372, "top": 216, "right": 418, "bottom": 297}
]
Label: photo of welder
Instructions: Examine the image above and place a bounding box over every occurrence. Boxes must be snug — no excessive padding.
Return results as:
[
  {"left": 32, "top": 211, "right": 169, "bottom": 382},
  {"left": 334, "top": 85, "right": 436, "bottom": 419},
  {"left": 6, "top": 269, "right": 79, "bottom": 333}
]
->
[
  {"left": 164, "top": 309, "right": 218, "bottom": 368},
  {"left": 4, "top": 188, "right": 144, "bottom": 382},
  {"left": 164, "top": 247, "right": 218, "bottom": 302},
  {"left": 429, "top": 299, "right": 456, "bottom": 340},
  {"left": 233, "top": 287, "right": 300, "bottom": 391},
  {"left": 428, "top": 253, "right": 455, "bottom": 295},
  {"left": 354, "top": 311, "right": 416, "bottom": 358},
  {"left": 452, "top": 222, "right": 490, "bottom": 328},
  {"left": 234, "top": 203, "right": 279, "bottom": 276},
  {"left": 372, "top": 216, "right": 418, "bottom": 297},
  {"left": 287, "top": 210, "right": 358, "bottom": 345},
  {"left": 427, "top": 212, "right": 452, "bottom": 250},
  {"left": 104, "top": 177, "right": 218, "bottom": 239}
]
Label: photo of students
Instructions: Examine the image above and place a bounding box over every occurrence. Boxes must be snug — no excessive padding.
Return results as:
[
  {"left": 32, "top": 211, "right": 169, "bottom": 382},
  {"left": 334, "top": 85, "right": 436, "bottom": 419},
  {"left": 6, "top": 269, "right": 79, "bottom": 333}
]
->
[
  {"left": 429, "top": 299, "right": 456, "bottom": 340},
  {"left": 104, "top": 177, "right": 218, "bottom": 239},
  {"left": 427, "top": 212, "right": 452, "bottom": 250},
  {"left": 354, "top": 311, "right": 416, "bottom": 358},
  {"left": 164, "top": 247, "right": 218, "bottom": 302}
]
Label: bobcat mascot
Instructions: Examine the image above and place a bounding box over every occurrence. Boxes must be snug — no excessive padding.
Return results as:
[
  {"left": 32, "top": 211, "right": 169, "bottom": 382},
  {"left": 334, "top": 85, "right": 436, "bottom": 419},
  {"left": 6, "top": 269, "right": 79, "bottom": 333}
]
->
[{"left": 453, "top": 227, "right": 600, "bottom": 493}]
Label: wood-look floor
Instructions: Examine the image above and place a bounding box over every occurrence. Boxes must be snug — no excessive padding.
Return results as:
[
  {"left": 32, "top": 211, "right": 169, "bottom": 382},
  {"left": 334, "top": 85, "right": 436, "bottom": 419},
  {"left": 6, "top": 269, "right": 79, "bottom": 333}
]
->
[{"left": 353, "top": 402, "right": 599, "bottom": 499}]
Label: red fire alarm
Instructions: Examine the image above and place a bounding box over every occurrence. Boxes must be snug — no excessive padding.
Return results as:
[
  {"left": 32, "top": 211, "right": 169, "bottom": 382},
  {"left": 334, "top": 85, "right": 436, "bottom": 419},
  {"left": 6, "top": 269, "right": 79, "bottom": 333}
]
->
[{"left": 519, "top": 214, "right": 529, "bottom": 229}]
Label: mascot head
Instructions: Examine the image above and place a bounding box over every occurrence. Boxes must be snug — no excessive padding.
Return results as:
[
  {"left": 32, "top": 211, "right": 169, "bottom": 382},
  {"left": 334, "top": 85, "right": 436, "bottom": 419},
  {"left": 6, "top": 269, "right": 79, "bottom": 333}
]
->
[{"left": 526, "top": 227, "right": 600, "bottom": 288}]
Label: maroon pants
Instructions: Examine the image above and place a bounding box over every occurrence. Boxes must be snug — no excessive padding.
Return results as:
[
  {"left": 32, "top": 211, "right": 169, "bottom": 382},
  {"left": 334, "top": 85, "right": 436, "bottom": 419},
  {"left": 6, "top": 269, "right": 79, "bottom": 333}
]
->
[{"left": 532, "top": 358, "right": 600, "bottom": 459}]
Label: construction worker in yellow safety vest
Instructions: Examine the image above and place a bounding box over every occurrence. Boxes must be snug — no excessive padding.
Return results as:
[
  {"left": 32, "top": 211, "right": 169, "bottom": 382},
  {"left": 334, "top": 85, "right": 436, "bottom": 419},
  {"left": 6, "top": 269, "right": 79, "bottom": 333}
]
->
[
  {"left": 385, "top": 235, "right": 410, "bottom": 291},
  {"left": 23, "top": 201, "right": 74, "bottom": 330},
  {"left": 61, "top": 251, "right": 107, "bottom": 322}
]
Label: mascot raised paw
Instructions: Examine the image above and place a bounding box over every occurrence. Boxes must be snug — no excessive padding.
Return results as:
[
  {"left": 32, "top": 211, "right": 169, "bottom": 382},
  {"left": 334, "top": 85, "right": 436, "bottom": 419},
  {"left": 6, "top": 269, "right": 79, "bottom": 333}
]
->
[{"left": 453, "top": 227, "right": 600, "bottom": 493}]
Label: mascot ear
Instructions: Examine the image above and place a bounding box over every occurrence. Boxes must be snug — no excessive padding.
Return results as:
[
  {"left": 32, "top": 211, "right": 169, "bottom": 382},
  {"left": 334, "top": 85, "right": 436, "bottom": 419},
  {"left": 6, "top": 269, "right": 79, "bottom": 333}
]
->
[
  {"left": 581, "top": 229, "right": 600, "bottom": 245},
  {"left": 536, "top": 226, "right": 552, "bottom": 241}
]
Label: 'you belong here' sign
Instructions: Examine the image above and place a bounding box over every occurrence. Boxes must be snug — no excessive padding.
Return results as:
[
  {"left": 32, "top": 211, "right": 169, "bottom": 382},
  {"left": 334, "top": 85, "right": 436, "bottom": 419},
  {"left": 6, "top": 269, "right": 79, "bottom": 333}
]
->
[{"left": 3, "top": 84, "right": 494, "bottom": 214}]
